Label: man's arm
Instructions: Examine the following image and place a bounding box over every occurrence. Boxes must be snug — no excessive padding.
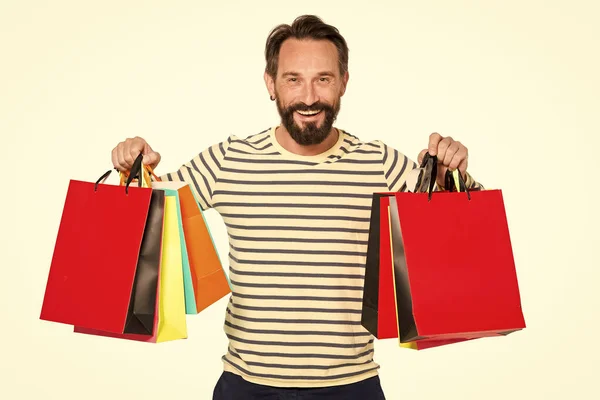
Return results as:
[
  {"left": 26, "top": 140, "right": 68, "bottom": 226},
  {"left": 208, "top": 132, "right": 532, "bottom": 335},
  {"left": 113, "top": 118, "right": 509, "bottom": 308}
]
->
[
  {"left": 379, "top": 141, "right": 418, "bottom": 192},
  {"left": 158, "top": 139, "right": 230, "bottom": 211}
]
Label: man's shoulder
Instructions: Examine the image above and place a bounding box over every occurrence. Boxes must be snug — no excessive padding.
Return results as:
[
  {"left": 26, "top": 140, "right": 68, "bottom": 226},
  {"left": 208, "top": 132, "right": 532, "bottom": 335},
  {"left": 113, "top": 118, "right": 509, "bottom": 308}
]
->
[
  {"left": 197, "top": 128, "right": 273, "bottom": 156},
  {"left": 218, "top": 127, "right": 273, "bottom": 151},
  {"left": 338, "top": 129, "right": 388, "bottom": 154}
]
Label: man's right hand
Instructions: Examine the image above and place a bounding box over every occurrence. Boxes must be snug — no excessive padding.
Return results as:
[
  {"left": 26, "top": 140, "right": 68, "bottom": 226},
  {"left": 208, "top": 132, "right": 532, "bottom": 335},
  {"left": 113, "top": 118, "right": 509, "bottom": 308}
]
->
[{"left": 111, "top": 136, "right": 161, "bottom": 172}]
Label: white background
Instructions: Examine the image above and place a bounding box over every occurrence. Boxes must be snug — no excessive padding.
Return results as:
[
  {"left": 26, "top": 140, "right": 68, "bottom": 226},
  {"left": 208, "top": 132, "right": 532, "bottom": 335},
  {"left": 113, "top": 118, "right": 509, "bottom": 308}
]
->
[{"left": 1, "top": 1, "right": 598, "bottom": 399}]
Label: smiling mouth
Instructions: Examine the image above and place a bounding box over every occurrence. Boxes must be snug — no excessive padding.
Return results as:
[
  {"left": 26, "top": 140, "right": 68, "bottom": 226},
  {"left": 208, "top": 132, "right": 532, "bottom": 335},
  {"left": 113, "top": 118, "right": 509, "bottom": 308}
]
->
[{"left": 296, "top": 109, "right": 322, "bottom": 116}]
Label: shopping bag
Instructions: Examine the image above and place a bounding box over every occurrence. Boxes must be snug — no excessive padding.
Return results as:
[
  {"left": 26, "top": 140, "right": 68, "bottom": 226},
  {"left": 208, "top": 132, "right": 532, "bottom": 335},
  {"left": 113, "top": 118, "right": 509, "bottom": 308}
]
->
[
  {"left": 74, "top": 184, "right": 188, "bottom": 343},
  {"left": 151, "top": 181, "right": 230, "bottom": 313},
  {"left": 120, "top": 164, "right": 200, "bottom": 315},
  {"left": 361, "top": 193, "right": 467, "bottom": 350},
  {"left": 390, "top": 153, "right": 526, "bottom": 345},
  {"left": 172, "top": 190, "right": 198, "bottom": 315},
  {"left": 362, "top": 154, "right": 525, "bottom": 349},
  {"left": 40, "top": 158, "right": 162, "bottom": 335}
]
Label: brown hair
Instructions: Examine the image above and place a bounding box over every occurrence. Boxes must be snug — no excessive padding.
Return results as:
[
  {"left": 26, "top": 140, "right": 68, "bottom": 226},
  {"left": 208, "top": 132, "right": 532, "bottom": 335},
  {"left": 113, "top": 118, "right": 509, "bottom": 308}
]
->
[{"left": 264, "top": 15, "right": 349, "bottom": 79}]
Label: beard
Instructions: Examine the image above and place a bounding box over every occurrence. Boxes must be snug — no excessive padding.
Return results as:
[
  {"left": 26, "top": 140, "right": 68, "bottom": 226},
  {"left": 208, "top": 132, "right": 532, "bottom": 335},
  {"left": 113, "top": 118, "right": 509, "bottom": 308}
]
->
[{"left": 275, "top": 95, "right": 341, "bottom": 146}]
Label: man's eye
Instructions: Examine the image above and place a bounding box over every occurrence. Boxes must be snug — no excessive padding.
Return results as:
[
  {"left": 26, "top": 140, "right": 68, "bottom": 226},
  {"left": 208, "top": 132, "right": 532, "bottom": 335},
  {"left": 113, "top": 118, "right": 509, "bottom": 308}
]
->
[
  {"left": 289, "top": 78, "right": 297, "bottom": 82},
  {"left": 320, "top": 77, "right": 329, "bottom": 82}
]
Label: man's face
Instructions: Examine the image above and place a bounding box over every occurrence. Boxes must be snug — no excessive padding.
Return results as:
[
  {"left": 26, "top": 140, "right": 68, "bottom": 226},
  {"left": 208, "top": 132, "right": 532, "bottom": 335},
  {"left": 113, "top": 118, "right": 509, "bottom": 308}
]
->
[{"left": 266, "top": 38, "right": 348, "bottom": 146}]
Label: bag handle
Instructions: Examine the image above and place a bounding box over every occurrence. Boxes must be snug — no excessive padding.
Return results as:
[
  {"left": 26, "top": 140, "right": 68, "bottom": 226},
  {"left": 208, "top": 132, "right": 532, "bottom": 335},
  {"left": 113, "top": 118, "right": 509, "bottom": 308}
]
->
[
  {"left": 94, "top": 153, "right": 161, "bottom": 194},
  {"left": 444, "top": 167, "right": 471, "bottom": 200},
  {"left": 418, "top": 152, "right": 471, "bottom": 201}
]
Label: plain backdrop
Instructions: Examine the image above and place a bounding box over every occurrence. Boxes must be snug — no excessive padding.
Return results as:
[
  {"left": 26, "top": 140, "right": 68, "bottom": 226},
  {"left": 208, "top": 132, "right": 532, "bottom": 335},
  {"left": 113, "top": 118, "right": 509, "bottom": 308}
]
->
[{"left": 1, "top": 1, "right": 598, "bottom": 399}]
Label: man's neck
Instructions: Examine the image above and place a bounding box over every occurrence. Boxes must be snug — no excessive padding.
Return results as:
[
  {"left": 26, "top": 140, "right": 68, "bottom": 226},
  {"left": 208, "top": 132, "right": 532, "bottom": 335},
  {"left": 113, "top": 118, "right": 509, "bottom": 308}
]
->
[{"left": 274, "top": 126, "right": 340, "bottom": 156}]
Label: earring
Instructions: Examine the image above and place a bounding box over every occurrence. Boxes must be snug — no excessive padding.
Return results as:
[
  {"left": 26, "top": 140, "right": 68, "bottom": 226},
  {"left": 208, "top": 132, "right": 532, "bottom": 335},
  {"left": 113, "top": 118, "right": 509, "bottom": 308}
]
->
[{"left": 270, "top": 95, "right": 275, "bottom": 101}]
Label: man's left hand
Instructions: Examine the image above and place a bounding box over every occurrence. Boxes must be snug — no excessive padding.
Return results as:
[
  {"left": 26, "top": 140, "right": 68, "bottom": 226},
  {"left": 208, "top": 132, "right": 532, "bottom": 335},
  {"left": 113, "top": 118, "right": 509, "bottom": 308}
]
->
[{"left": 418, "top": 132, "right": 469, "bottom": 188}]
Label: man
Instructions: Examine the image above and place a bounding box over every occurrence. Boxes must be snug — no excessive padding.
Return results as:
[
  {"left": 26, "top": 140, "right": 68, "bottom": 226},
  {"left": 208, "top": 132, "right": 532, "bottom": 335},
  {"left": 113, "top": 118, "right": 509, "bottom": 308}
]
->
[{"left": 112, "top": 15, "right": 482, "bottom": 400}]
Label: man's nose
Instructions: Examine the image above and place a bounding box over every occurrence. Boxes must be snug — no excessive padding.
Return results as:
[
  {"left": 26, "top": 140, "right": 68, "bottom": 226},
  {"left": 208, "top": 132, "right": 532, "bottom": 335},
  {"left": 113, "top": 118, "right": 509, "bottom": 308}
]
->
[{"left": 300, "top": 82, "right": 319, "bottom": 105}]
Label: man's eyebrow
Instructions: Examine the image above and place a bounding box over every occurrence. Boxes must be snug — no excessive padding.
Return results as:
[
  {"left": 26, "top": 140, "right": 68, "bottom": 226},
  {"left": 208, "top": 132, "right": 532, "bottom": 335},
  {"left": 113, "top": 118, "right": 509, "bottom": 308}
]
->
[{"left": 281, "top": 71, "right": 336, "bottom": 78}]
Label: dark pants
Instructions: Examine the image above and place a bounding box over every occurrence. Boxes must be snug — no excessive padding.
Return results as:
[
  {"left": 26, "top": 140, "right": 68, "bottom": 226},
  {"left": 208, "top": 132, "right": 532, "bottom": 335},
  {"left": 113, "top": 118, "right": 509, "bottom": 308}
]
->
[{"left": 212, "top": 371, "right": 387, "bottom": 400}]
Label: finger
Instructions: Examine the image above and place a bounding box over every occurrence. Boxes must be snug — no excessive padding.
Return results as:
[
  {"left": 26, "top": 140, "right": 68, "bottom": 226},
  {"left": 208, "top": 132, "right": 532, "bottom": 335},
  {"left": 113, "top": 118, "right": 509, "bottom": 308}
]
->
[
  {"left": 449, "top": 146, "right": 467, "bottom": 170},
  {"left": 111, "top": 147, "right": 120, "bottom": 170},
  {"left": 143, "top": 151, "right": 161, "bottom": 167},
  {"left": 443, "top": 141, "right": 461, "bottom": 167},
  {"left": 428, "top": 132, "right": 443, "bottom": 156},
  {"left": 128, "top": 136, "right": 146, "bottom": 159},
  {"left": 417, "top": 149, "right": 428, "bottom": 164},
  {"left": 123, "top": 144, "right": 136, "bottom": 167},
  {"left": 129, "top": 146, "right": 141, "bottom": 165},
  {"left": 436, "top": 136, "right": 453, "bottom": 163},
  {"left": 117, "top": 143, "right": 127, "bottom": 170}
]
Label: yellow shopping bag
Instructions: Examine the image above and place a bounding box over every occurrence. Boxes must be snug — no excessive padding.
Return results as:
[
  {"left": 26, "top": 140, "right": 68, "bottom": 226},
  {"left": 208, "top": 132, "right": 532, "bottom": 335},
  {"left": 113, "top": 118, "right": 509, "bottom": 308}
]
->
[{"left": 154, "top": 191, "right": 188, "bottom": 342}]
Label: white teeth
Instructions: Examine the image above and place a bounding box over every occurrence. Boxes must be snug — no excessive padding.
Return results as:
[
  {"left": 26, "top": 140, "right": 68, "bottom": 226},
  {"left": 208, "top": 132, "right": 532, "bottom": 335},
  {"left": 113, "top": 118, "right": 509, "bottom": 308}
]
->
[{"left": 297, "top": 109, "right": 321, "bottom": 116}]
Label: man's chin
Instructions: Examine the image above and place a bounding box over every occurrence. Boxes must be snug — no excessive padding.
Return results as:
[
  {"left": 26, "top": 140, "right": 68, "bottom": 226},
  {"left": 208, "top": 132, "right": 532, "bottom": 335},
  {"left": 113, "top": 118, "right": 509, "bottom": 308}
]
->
[{"left": 293, "top": 116, "right": 325, "bottom": 130}]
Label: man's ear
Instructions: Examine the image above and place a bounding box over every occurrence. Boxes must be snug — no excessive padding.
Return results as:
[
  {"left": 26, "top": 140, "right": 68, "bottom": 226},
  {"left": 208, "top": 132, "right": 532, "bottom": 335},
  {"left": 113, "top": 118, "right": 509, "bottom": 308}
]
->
[
  {"left": 264, "top": 71, "right": 276, "bottom": 99},
  {"left": 340, "top": 71, "right": 349, "bottom": 96}
]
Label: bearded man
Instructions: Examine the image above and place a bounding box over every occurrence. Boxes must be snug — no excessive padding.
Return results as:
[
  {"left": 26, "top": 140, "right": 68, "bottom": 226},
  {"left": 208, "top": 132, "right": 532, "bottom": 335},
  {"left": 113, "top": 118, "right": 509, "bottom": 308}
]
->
[{"left": 111, "top": 14, "right": 483, "bottom": 400}]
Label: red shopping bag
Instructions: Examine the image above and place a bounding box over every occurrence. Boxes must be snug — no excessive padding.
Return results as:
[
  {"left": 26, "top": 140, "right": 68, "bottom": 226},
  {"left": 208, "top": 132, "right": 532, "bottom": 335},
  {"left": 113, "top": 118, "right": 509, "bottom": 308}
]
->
[
  {"left": 362, "top": 153, "right": 525, "bottom": 348},
  {"left": 75, "top": 174, "right": 188, "bottom": 344},
  {"left": 362, "top": 194, "right": 472, "bottom": 350},
  {"left": 391, "top": 154, "right": 525, "bottom": 344},
  {"left": 40, "top": 156, "right": 163, "bottom": 335}
]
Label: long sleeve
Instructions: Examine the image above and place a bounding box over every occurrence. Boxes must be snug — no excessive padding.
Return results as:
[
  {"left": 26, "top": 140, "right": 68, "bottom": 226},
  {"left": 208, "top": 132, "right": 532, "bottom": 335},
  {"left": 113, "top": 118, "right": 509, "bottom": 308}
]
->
[
  {"left": 379, "top": 141, "right": 418, "bottom": 192},
  {"left": 158, "top": 138, "right": 231, "bottom": 210}
]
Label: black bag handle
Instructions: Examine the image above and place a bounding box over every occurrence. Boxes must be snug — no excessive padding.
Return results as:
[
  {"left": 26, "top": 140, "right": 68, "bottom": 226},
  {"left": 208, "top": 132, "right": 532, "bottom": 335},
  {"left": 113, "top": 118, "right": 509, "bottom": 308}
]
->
[
  {"left": 419, "top": 152, "right": 471, "bottom": 201},
  {"left": 94, "top": 153, "right": 144, "bottom": 194}
]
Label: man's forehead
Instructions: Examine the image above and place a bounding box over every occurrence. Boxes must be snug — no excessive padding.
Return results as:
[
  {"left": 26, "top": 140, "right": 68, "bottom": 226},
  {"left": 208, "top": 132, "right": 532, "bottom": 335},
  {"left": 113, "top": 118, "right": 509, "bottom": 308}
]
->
[{"left": 278, "top": 38, "right": 339, "bottom": 72}]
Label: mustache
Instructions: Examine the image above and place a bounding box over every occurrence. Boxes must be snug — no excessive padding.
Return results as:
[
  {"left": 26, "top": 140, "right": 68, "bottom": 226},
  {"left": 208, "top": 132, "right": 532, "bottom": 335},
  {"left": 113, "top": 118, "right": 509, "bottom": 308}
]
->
[{"left": 286, "top": 101, "right": 334, "bottom": 113}]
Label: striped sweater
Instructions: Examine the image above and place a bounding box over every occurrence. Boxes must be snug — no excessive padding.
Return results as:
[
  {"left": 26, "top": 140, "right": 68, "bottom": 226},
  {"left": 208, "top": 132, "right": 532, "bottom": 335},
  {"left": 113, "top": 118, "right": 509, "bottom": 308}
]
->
[{"left": 160, "top": 126, "right": 481, "bottom": 388}]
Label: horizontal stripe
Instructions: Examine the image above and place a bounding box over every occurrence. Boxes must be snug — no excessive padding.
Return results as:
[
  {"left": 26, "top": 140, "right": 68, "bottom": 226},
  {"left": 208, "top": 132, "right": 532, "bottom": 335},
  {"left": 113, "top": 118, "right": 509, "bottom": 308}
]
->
[
  {"left": 229, "top": 254, "right": 365, "bottom": 268},
  {"left": 227, "top": 309, "right": 362, "bottom": 325},
  {"left": 229, "top": 234, "right": 368, "bottom": 245},
  {"left": 229, "top": 140, "right": 273, "bottom": 151},
  {"left": 349, "top": 148, "right": 381, "bottom": 155},
  {"left": 214, "top": 190, "right": 373, "bottom": 199},
  {"left": 343, "top": 138, "right": 381, "bottom": 149},
  {"left": 333, "top": 159, "right": 381, "bottom": 164},
  {"left": 232, "top": 292, "right": 363, "bottom": 303},
  {"left": 225, "top": 223, "right": 369, "bottom": 234},
  {"left": 225, "top": 321, "right": 371, "bottom": 337},
  {"left": 232, "top": 347, "right": 373, "bottom": 360},
  {"left": 224, "top": 156, "right": 317, "bottom": 166},
  {"left": 214, "top": 202, "right": 371, "bottom": 211},
  {"left": 248, "top": 134, "right": 270, "bottom": 145},
  {"left": 220, "top": 167, "right": 384, "bottom": 175},
  {"left": 226, "top": 334, "right": 371, "bottom": 348},
  {"left": 230, "top": 244, "right": 366, "bottom": 257},
  {"left": 223, "top": 357, "right": 379, "bottom": 381},
  {"left": 221, "top": 213, "right": 370, "bottom": 223},
  {"left": 230, "top": 267, "right": 363, "bottom": 280},
  {"left": 230, "top": 279, "right": 363, "bottom": 291},
  {"left": 228, "top": 350, "right": 373, "bottom": 370},
  {"left": 231, "top": 303, "right": 363, "bottom": 314},
  {"left": 216, "top": 178, "right": 387, "bottom": 188},
  {"left": 227, "top": 147, "right": 279, "bottom": 156}
]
